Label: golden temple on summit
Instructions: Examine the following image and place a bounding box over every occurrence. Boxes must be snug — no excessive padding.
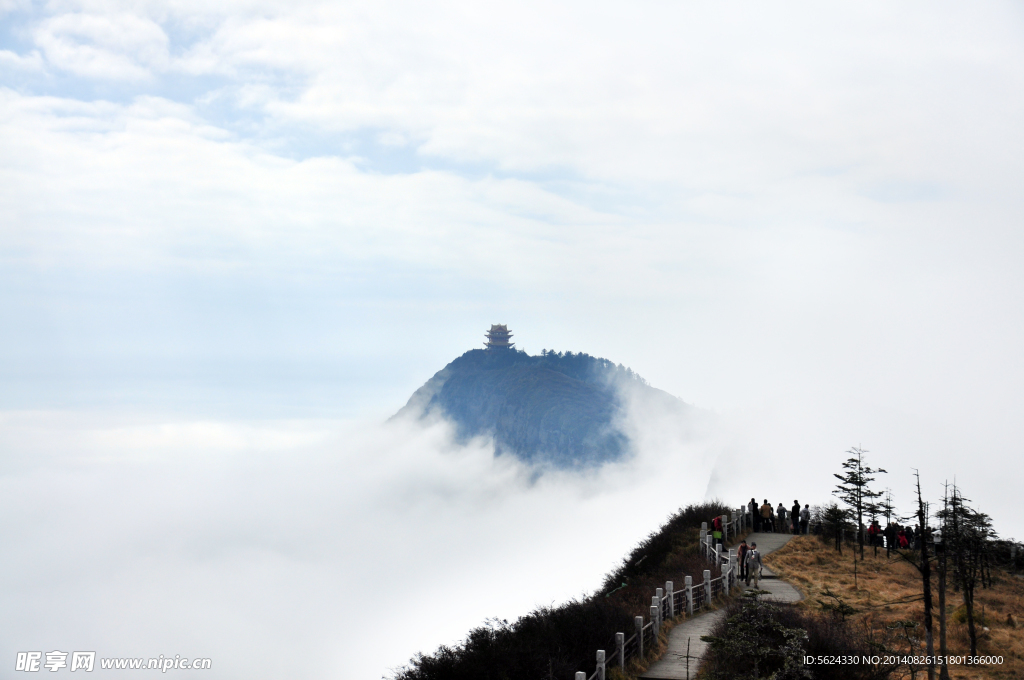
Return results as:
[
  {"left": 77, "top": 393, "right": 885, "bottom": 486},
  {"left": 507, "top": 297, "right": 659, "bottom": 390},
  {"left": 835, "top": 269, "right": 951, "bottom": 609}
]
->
[{"left": 484, "top": 324, "right": 514, "bottom": 349}]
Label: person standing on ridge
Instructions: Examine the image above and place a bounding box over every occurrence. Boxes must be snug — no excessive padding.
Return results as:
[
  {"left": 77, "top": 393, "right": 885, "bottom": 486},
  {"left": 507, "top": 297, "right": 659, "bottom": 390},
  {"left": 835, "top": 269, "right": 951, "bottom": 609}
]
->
[
  {"left": 791, "top": 500, "right": 801, "bottom": 534},
  {"left": 800, "top": 504, "right": 810, "bottom": 534},
  {"left": 776, "top": 502, "right": 788, "bottom": 534},
  {"left": 749, "top": 498, "right": 757, "bottom": 530},
  {"left": 760, "top": 499, "right": 772, "bottom": 532}
]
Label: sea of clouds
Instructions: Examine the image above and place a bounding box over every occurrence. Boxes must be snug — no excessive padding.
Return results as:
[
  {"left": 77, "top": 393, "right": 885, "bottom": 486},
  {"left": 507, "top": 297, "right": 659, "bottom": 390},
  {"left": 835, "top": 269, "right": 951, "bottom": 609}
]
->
[
  {"left": 0, "top": 387, "right": 720, "bottom": 679},
  {"left": 3, "top": 1, "right": 1023, "bottom": 676}
]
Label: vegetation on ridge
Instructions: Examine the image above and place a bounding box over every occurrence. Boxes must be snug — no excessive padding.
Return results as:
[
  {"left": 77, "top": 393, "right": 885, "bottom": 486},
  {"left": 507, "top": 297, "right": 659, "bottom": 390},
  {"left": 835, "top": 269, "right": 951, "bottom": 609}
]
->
[
  {"left": 393, "top": 501, "right": 731, "bottom": 680},
  {"left": 764, "top": 534, "right": 1024, "bottom": 679},
  {"left": 396, "top": 348, "right": 679, "bottom": 466}
]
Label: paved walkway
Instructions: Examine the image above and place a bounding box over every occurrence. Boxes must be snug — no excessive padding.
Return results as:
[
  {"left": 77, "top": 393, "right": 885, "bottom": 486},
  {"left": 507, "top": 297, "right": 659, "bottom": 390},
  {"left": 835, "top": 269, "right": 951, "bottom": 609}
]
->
[{"left": 639, "top": 532, "right": 802, "bottom": 679}]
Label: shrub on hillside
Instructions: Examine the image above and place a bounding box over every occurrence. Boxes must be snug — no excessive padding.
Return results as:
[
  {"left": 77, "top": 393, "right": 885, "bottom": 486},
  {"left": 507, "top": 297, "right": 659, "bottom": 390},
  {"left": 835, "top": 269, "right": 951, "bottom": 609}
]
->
[{"left": 701, "top": 593, "right": 890, "bottom": 680}]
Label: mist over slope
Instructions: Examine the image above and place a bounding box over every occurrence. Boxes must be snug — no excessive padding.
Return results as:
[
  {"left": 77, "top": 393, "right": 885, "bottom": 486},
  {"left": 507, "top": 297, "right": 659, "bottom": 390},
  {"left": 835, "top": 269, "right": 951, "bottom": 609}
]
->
[{"left": 394, "top": 348, "right": 689, "bottom": 465}]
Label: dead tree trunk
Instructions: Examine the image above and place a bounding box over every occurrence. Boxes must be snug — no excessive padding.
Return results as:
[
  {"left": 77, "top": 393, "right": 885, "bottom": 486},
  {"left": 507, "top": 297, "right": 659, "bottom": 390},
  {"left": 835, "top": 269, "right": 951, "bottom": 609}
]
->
[{"left": 915, "top": 471, "right": 936, "bottom": 680}]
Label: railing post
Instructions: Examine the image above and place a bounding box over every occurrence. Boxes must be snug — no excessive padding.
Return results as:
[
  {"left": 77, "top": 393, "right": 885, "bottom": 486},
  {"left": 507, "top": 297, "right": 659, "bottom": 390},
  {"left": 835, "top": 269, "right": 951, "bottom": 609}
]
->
[
  {"left": 723, "top": 514, "right": 729, "bottom": 543},
  {"left": 727, "top": 550, "right": 735, "bottom": 594},
  {"left": 576, "top": 673, "right": 586, "bottom": 680},
  {"left": 728, "top": 549, "right": 736, "bottom": 595},
  {"left": 635, "top": 616, "right": 643, "bottom": 659},
  {"left": 700, "top": 525, "right": 707, "bottom": 555},
  {"left": 666, "top": 581, "right": 674, "bottom": 618},
  {"left": 652, "top": 595, "right": 661, "bottom": 630},
  {"left": 685, "top": 575, "right": 693, "bottom": 615},
  {"left": 596, "top": 650, "right": 605, "bottom": 680},
  {"left": 651, "top": 605, "right": 659, "bottom": 637},
  {"left": 704, "top": 569, "right": 712, "bottom": 605},
  {"left": 616, "top": 632, "right": 625, "bottom": 671},
  {"left": 716, "top": 542, "right": 724, "bottom": 567}
]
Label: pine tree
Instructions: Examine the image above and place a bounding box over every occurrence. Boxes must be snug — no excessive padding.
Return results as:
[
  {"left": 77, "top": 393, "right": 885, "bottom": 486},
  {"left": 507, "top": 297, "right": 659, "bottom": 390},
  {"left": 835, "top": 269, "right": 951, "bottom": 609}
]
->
[{"left": 833, "top": 446, "right": 887, "bottom": 560}]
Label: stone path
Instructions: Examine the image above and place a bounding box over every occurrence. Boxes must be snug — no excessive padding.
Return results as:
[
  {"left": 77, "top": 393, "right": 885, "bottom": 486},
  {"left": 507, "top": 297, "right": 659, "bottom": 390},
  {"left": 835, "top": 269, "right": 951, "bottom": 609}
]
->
[{"left": 638, "top": 532, "right": 802, "bottom": 679}]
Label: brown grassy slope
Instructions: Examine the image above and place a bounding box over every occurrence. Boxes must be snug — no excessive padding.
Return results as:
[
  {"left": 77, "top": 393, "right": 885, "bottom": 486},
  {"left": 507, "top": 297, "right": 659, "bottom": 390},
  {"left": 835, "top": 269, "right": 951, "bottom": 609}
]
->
[{"left": 765, "top": 535, "right": 1024, "bottom": 680}]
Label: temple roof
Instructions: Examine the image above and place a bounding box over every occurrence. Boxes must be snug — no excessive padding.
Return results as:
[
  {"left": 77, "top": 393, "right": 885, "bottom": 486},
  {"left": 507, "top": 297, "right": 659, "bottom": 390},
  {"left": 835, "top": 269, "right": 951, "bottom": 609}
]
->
[{"left": 485, "top": 324, "right": 514, "bottom": 348}]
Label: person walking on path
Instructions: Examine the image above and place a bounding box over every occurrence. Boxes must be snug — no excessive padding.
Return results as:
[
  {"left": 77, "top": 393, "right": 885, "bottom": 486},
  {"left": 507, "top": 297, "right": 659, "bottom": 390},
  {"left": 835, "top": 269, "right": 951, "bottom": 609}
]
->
[
  {"left": 791, "top": 500, "right": 801, "bottom": 534},
  {"left": 776, "top": 503, "right": 788, "bottom": 534},
  {"left": 737, "top": 539, "right": 749, "bottom": 581},
  {"left": 640, "top": 532, "right": 802, "bottom": 680},
  {"left": 800, "top": 504, "right": 810, "bottom": 534},
  {"left": 745, "top": 542, "right": 762, "bottom": 587},
  {"left": 760, "top": 499, "right": 772, "bottom": 532}
]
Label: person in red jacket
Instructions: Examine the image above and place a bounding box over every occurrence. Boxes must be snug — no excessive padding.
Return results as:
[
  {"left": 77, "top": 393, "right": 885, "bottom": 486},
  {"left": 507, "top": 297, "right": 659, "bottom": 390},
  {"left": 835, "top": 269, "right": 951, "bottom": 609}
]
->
[{"left": 867, "top": 520, "right": 881, "bottom": 546}]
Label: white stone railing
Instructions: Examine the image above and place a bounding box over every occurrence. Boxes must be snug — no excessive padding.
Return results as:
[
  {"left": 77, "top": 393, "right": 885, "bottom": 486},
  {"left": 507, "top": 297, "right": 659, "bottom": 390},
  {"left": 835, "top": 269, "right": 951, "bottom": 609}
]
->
[{"left": 573, "top": 506, "right": 748, "bottom": 680}]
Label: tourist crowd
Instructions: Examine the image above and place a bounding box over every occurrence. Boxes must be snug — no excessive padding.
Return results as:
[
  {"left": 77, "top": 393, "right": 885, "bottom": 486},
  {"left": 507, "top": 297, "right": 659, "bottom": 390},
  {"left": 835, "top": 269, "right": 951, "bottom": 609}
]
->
[
  {"left": 737, "top": 499, "right": 921, "bottom": 550},
  {"left": 729, "top": 498, "right": 926, "bottom": 591},
  {"left": 867, "top": 518, "right": 921, "bottom": 550},
  {"left": 746, "top": 498, "right": 810, "bottom": 535}
]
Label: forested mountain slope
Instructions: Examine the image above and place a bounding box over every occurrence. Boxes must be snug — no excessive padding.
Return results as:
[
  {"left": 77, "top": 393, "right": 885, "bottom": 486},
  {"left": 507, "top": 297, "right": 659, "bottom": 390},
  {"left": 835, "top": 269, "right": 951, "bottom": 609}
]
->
[{"left": 394, "top": 348, "right": 686, "bottom": 466}]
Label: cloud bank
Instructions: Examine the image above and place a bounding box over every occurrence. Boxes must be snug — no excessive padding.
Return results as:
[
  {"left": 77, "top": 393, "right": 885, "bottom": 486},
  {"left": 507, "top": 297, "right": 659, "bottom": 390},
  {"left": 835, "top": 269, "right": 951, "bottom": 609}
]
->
[
  {"left": 0, "top": 395, "right": 717, "bottom": 679},
  {"left": 2, "top": 1, "right": 1024, "bottom": 675}
]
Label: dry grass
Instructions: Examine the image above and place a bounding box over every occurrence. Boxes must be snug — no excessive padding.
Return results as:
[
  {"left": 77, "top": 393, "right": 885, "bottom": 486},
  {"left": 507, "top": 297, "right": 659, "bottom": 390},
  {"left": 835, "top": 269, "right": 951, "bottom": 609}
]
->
[{"left": 766, "top": 536, "right": 1024, "bottom": 680}]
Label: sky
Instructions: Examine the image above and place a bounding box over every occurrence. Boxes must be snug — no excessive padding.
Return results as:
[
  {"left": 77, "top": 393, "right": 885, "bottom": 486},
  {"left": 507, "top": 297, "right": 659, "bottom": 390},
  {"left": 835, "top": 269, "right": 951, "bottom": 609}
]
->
[{"left": 2, "top": 1, "right": 1024, "bottom": 678}]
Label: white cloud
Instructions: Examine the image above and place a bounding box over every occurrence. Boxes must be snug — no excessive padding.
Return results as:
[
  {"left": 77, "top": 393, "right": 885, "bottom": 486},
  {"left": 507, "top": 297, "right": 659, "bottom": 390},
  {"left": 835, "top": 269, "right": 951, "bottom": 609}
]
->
[
  {"left": 0, "top": 399, "right": 717, "bottom": 679},
  {"left": 33, "top": 12, "right": 170, "bottom": 79},
  {"left": 0, "top": 48, "right": 44, "bottom": 71}
]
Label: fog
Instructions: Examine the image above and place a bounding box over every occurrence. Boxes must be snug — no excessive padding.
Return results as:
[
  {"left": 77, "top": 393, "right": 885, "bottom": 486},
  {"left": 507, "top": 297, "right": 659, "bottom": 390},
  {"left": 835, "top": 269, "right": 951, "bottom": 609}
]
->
[
  {"left": 0, "top": 387, "right": 717, "bottom": 679},
  {"left": 3, "top": 0, "right": 1024, "bottom": 676}
]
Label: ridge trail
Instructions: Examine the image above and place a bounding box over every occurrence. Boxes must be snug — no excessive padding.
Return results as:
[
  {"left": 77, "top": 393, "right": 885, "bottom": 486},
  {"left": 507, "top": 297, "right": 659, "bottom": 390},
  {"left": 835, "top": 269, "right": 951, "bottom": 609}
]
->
[{"left": 639, "top": 532, "right": 803, "bottom": 679}]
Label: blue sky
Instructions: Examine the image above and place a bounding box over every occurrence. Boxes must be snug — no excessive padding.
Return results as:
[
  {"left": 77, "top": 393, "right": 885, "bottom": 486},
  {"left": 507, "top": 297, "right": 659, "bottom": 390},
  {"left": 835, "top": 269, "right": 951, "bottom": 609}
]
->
[{"left": 2, "top": 1, "right": 1024, "bottom": 677}]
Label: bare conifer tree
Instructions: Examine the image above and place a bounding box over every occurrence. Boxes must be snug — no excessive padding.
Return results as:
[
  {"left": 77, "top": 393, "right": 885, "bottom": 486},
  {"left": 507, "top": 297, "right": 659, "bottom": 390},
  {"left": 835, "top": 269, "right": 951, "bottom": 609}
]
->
[
  {"left": 912, "top": 470, "right": 936, "bottom": 680},
  {"left": 937, "top": 482, "right": 995, "bottom": 658},
  {"left": 879, "top": 488, "right": 898, "bottom": 558}
]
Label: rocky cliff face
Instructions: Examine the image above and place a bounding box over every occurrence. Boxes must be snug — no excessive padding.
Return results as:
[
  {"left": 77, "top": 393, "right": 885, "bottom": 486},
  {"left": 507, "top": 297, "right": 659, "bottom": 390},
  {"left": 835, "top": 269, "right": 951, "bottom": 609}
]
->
[{"left": 394, "top": 348, "right": 682, "bottom": 466}]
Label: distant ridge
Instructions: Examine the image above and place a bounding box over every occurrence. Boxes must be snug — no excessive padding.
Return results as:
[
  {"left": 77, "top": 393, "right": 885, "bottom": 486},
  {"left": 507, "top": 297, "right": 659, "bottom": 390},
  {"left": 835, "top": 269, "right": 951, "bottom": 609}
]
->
[{"left": 394, "top": 347, "right": 683, "bottom": 466}]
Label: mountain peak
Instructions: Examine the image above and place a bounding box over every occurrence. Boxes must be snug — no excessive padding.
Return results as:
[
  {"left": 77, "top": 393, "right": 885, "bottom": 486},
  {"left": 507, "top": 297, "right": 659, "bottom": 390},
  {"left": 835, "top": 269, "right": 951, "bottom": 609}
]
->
[{"left": 394, "top": 347, "right": 659, "bottom": 466}]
